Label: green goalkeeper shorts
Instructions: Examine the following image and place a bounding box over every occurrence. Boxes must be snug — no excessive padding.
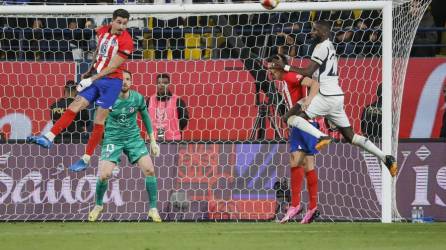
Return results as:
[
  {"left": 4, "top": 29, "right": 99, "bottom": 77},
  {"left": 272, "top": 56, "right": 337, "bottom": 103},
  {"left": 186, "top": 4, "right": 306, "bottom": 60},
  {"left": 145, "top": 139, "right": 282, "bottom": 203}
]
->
[{"left": 100, "top": 136, "right": 149, "bottom": 164}]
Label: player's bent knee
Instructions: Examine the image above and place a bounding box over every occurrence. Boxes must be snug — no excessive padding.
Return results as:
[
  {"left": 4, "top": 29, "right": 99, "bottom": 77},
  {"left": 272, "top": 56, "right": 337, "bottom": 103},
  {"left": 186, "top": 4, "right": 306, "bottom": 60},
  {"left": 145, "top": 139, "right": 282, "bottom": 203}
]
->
[
  {"left": 68, "top": 96, "right": 89, "bottom": 113},
  {"left": 143, "top": 168, "right": 155, "bottom": 177},
  {"left": 99, "top": 173, "right": 111, "bottom": 181},
  {"left": 344, "top": 135, "right": 353, "bottom": 144}
]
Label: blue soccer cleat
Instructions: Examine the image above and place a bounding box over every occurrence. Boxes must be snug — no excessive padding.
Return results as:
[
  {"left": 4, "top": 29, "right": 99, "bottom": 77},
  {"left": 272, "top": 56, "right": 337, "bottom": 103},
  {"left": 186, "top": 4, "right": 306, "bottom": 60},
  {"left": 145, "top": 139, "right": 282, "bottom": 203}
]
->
[
  {"left": 26, "top": 135, "right": 53, "bottom": 149},
  {"left": 69, "top": 159, "right": 89, "bottom": 172}
]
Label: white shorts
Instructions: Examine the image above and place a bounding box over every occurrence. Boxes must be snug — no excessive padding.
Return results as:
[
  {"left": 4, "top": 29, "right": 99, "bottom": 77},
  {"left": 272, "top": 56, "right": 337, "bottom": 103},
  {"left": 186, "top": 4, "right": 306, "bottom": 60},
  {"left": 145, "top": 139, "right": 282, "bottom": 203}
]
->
[{"left": 305, "top": 93, "right": 351, "bottom": 128}]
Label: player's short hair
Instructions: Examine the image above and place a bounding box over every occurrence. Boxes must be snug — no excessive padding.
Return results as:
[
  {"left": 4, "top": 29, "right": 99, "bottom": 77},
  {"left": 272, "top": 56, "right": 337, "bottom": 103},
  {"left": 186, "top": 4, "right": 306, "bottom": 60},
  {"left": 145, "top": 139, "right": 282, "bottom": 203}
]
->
[
  {"left": 267, "top": 54, "right": 289, "bottom": 66},
  {"left": 113, "top": 9, "right": 130, "bottom": 20},
  {"left": 157, "top": 73, "right": 170, "bottom": 82},
  {"left": 315, "top": 20, "right": 332, "bottom": 32}
]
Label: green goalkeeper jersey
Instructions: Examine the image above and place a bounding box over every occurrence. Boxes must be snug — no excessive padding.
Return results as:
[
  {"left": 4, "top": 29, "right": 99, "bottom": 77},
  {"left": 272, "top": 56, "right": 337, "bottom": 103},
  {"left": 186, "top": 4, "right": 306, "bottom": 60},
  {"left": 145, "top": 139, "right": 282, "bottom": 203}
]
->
[{"left": 105, "top": 90, "right": 150, "bottom": 140}]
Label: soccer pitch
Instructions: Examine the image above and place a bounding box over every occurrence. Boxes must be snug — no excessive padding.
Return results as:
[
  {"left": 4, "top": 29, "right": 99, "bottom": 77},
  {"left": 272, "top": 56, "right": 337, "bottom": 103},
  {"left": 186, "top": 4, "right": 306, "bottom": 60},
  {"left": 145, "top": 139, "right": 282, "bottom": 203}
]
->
[{"left": 1, "top": 222, "right": 445, "bottom": 250}]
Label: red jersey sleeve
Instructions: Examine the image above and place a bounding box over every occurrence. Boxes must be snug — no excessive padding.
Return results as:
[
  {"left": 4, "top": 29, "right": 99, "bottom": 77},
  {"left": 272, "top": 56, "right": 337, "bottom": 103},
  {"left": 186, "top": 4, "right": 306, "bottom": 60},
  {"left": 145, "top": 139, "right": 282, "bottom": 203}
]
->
[
  {"left": 283, "top": 72, "right": 304, "bottom": 85},
  {"left": 117, "top": 33, "right": 134, "bottom": 59}
]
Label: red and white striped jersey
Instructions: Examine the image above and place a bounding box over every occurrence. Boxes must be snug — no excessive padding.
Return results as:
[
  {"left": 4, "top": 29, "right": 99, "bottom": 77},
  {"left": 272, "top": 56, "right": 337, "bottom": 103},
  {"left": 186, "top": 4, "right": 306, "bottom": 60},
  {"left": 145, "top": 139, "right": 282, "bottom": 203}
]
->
[
  {"left": 281, "top": 72, "right": 306, "bottom": 109},
  {"left": 93, "top": 25, "right": 134, "bottom": 79}
]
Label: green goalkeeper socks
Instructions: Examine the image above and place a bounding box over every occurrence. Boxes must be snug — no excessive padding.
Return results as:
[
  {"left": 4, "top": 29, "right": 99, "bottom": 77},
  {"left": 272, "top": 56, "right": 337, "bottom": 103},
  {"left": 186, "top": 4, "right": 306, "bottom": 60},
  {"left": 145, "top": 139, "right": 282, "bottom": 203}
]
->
[
  {"left": 95, "top": 178, "right": 108, "bottom": 206},
  {"left": 145, "top": 176, "right": 158, "bottom": 209}
]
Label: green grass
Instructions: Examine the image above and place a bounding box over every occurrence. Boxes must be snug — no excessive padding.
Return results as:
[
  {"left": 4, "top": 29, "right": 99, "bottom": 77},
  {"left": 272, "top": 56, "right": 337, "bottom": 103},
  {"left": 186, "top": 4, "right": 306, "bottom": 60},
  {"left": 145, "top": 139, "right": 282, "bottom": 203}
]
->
[{"left": 0, "top": 222, "right": 445, "bottom": 250}]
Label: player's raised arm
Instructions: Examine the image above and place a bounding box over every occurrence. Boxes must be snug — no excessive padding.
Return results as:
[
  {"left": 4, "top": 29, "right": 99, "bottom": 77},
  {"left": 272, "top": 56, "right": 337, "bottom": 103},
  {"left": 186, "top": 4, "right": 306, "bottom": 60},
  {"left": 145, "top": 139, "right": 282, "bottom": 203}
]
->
[
  {"left": 268, "top": 21, "right": 333, "bottom": 77},
  {"left": 270, "top": 59, "right": 319, "bottom": 78}
]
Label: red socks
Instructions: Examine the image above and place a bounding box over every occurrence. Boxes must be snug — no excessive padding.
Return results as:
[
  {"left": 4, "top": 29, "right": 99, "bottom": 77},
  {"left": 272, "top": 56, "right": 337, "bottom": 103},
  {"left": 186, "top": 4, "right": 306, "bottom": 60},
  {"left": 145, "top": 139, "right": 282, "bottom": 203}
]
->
[
  {"left": 85, "top": 124, "right": 104, "bottom": 156},
  {"left": 290, "top": 166, "right": 304, "bottom": 207},
  {"left": 50, "top": 109, "right": 76, "bottom": 136},
  {"left": 306, "top": 169, "right": 318, "bottom": 210}
]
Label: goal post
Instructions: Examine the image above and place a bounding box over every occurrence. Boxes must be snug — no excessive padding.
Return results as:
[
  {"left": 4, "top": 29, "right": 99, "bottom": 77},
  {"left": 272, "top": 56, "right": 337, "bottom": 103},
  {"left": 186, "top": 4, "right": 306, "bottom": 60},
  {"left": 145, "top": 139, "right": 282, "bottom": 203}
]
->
[{"left": 0, "top": 1, "right": 431, "bottom": 222}]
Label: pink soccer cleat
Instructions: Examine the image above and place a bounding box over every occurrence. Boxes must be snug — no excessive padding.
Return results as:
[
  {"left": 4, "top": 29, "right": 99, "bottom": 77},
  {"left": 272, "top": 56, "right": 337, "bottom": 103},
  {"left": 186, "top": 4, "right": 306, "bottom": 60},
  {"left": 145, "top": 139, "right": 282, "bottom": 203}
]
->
[
  {"left": 280, "top": 205, "right": 302, "bottom": 224},
  {"left": 300, "top": 207, "right": 320, "bottom": 224}
]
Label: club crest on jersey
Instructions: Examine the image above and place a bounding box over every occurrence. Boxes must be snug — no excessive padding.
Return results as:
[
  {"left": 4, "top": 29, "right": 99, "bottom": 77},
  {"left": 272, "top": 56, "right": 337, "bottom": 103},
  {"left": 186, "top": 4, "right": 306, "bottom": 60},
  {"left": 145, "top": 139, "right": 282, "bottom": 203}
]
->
[
  {"left": 129, "top": 107, "right": 135, "bottom": 113},
  {"left": 99, "top": 41, "right": 108, "bottom": 55}
]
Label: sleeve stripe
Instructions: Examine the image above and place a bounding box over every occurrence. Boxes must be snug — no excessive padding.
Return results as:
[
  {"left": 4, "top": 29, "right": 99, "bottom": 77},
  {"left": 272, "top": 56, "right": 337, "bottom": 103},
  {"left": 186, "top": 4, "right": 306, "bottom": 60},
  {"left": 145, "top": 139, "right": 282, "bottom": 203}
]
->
[
  {"left": 313, "top": 56, "right": 324, "bottom": 62},
  {"left": 118, "top": 50, "right": 131, "bottom": 56},
  {"left": 311, "top": 58, "right": 323, "bottom": 65}
]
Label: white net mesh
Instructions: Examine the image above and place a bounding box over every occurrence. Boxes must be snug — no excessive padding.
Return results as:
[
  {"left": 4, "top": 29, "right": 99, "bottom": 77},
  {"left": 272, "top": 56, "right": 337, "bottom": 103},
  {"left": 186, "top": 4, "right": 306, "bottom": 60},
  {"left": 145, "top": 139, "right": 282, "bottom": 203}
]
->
[{"left": 0, "top": 0, "right": 431, "bottom": 221}]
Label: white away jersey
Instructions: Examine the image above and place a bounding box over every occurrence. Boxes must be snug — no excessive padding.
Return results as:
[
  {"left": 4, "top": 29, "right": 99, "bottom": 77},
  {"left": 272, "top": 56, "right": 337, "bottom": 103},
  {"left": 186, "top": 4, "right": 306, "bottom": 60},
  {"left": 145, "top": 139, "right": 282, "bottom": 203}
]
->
[{"left": 311, "top": 39, "right": 344, "bottom": 96}]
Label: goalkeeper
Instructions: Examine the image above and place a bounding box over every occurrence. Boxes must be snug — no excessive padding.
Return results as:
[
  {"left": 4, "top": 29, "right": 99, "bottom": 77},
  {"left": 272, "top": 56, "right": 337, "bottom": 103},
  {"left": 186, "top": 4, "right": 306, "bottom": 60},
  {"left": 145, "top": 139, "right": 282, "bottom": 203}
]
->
[{"left": 88, "top": 70, "right": 161, "bottom": 222}]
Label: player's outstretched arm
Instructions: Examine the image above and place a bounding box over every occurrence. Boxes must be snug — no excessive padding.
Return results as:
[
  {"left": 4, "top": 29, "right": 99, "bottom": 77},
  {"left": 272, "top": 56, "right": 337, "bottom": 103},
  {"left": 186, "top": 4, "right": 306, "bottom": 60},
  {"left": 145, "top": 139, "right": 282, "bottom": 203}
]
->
[
  {"left": 268, "top": 60, "right": 320, "bottom": 77},
  {"left": 287, "top": 61, "right": 320, "bottom": 77}
]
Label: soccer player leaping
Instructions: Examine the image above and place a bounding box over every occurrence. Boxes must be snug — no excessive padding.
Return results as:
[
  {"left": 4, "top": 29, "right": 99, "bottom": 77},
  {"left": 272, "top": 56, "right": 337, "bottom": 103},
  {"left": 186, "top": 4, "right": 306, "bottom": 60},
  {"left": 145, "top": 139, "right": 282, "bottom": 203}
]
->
[
  {"left": 89, "top": 70, "right": 162, "bottom": 222},
  {"left": 268, "top": 20, "right": 397, "bottom": 177},
  {"left": 27, "top": 9, "right": 134, "bottom": 172},
  {"left": 269, "top": 54, "right": 320, "bottom": 224}
]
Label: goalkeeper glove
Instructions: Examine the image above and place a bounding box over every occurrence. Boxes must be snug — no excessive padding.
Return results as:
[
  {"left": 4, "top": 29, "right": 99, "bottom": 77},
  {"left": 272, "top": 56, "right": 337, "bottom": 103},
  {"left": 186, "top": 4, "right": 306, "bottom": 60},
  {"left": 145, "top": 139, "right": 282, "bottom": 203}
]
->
[
  {"left": 150, "top": 141, "right": 160, "bottom": 157},
  {"left": 77, "top": 78, "right": 93, "bottom": 92}
]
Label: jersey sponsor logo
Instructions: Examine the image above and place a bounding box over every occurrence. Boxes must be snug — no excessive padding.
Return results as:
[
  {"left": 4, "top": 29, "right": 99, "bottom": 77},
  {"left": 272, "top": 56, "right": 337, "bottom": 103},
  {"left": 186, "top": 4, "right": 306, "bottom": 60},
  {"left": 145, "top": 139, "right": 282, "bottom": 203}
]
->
[{"left": 410, "top": 62, "right": 446, "bottom": 137}]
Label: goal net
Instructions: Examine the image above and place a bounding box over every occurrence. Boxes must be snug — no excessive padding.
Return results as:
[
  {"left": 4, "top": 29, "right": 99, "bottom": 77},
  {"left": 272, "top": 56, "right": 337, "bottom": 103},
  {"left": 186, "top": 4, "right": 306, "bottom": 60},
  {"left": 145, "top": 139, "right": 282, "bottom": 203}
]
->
[{"left": 0, "top": 0, "right": 430, "bottom": 221}]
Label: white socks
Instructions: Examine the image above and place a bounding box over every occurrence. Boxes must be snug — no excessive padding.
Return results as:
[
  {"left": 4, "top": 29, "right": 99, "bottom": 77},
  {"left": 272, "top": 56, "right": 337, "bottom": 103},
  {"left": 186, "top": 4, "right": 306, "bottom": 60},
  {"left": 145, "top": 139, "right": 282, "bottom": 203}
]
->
[
  {"left": 287, "top": 116, "right": 387, "bottom": 162},
  {"left": 352, "top": 134, "right": 386, "bottom": 162},
  {"left": 44, "top": 132, "right": 56, "bottom": 142},
  {"left": 287, "top": 116, "right": 325, "bottom": 138},
  {"left": 82, "top": 154, "right": 91, "bottom": 164}
]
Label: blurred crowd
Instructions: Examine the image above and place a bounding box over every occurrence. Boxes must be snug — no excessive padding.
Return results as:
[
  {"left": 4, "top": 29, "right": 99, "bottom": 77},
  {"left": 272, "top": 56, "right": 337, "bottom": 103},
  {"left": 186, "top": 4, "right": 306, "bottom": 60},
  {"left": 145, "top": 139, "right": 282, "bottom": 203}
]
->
[{"left": 0, "top": 0, "right": 445, "bottom": 61}]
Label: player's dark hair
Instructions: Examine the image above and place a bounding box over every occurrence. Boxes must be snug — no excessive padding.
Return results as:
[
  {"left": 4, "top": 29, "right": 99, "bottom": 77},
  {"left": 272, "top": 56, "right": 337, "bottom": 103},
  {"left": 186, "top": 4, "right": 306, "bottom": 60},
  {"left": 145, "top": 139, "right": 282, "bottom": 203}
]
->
[
  {"left": 157, "top": 73, "right": 170, "bottom": 81},
  {"left": 113, "top": 9, "right": 130, "bottom": 20},
  {"left": 267, "top": 54, "right": 289, "bottom": 66},
  {"left": 315, "top": 20, "right": 332, "bottom": 32}
]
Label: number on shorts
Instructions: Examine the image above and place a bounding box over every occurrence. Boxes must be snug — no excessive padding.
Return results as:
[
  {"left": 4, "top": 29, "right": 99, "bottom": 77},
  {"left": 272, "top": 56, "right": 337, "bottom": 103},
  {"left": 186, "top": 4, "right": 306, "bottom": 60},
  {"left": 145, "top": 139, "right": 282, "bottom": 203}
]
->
[{"left": 106, "top": 144, "right": 115, "bottom": 152}]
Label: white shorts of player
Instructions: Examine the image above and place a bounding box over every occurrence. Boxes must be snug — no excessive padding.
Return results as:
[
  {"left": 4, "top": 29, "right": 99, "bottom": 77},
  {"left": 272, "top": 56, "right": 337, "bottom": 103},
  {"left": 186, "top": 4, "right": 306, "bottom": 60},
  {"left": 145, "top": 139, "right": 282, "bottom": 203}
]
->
[{"left": 305, "top": 93, "right": 351, "bottom": 128}]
